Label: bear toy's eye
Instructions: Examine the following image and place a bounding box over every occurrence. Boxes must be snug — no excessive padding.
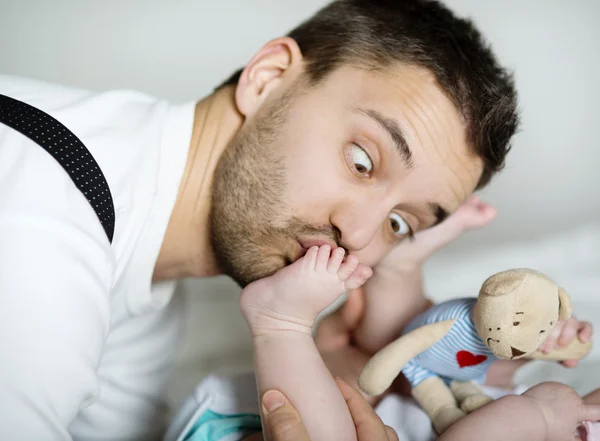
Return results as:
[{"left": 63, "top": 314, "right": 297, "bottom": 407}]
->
[{"left": 513, "top": 322, "right": 520, "bottom": 326}]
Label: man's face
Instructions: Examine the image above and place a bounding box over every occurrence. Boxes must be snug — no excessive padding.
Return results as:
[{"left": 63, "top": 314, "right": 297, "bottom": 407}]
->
[{"left": 210, "top": 64, "right": 483, "bottom": 287}]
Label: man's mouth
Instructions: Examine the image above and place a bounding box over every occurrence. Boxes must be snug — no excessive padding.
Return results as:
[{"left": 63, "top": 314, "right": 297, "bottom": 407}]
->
[
  {"left": 286, "top": 238, "right": 338, "bottom": 264},
  {"left": 298, "top": 238, "right": 337, "bottom": 251}
]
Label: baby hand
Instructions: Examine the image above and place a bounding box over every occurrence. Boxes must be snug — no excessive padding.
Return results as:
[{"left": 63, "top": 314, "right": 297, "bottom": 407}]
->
[
  {"left": 240, "top": 245, "right": 372, "bottom": 334},
  {"left": 538, "top": 317, "right": 593, "bottom": 367},
  {"left": 523, "top": 382, "right": 600, "bottom": 441},
  {"left": 377, "top": 195, "right": 497, "bottom": 274}
]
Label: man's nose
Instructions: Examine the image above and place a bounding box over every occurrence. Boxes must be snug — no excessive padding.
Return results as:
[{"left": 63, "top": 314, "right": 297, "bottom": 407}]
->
[{"left": 330, "top": 200, "right": 389, "bottom": 252}]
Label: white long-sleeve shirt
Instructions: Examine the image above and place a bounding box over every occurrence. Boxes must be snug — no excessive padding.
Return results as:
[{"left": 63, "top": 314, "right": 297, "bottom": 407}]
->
[{"left": 0, "top": 74, "right": 195, "bottom": 440}]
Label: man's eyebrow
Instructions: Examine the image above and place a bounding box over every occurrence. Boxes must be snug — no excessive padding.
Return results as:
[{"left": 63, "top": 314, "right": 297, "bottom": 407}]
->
[
  {"left": 431, "top": 203, "right": 449, "bottom": 226},
  {"left": 353, "top": 107, "right": 413, "bottom": 167}
]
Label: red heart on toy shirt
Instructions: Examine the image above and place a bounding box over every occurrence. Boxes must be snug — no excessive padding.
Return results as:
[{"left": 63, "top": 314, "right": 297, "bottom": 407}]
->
[{"left": 456, "top": 350, "right": 488, "bottom": 368}]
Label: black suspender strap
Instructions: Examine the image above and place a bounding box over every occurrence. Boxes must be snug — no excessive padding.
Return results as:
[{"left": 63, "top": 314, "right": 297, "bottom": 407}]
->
[{"left": 0, "top": 93, "right": 115, "bottom": 243}]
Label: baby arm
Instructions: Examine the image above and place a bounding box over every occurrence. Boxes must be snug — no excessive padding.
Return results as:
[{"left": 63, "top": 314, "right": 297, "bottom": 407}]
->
[
  {"left": 354, "top": 196, "right": 497, "bottom": 354},
  {"left": 439, "top": 382, "right": 600, "bottom": 441},
  {"left": 240, "top": 246, "right": 372, "bottom": 441},
  {"left": 439, "top": 394, "right": 548, "bottom": 441}
]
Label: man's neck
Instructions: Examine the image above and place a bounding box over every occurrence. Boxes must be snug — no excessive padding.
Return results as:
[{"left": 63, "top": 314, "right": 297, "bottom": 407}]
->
[{"left": 153, "top": 85, "right": 242, "bottom": 281}]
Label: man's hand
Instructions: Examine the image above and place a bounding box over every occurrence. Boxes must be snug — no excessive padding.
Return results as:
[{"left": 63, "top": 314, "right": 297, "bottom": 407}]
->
[
  {"left": 537, "top": 316, "right": 593, "bottom": 367},
  {"left": 255, "top": 390, "right": 311, "bottom": 441},
  {"left": 337, "top": 378, "right": 399, "bottom": 441},
  {"left": 255, "top": 380, "right": 399, "bottom": 441}
]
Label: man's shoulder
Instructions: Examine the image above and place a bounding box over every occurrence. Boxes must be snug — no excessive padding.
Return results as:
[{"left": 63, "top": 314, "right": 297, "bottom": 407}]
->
[
  {"left": 0, "top": 74, "right": 194, "bottom": 284},
  {"left": 0, "top": 74, "right": 169, "bottom": 146},
  {"left": 0, "top": 73, "right": 184, "bottom": 195},
  {"left": 0, "top": 73, "right": 91, "bottom": 102},
  {"left": 0, "top": 73, "right": 157, "bottom": 109},
  {"left": 0, "top": 75, "right": 178, "bottom": 249}
]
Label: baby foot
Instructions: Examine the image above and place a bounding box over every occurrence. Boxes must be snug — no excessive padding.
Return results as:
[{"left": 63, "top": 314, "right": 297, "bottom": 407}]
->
[
  {"left": 240, "top": 245, "right": 372, "bottom": 334},
  {"left": 377, "top": 195, "right": 497, "bottom": 273}
]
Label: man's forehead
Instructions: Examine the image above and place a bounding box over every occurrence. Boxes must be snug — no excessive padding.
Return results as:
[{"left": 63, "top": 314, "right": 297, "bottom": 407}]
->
[
  {"left": 333, "top": 67, "right": 480, "bottom": 201},
  {"left": 326, "top": 63, "right": 446, "bottom": 105},
  {"left": 332, "top": 64, "right": 467, "bottom": 155}
]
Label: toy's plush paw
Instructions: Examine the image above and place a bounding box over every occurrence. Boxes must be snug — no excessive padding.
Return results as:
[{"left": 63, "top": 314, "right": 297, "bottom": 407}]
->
[
  {"left": 529, "top": 339, "right": 592, "bottom": 361},
  {"left": 460, "top": 393, "right": 493, "bottom": 413},
  {"left": 450, "top": 380, "right": 492, "bottom": 413},
  {"left": 433, "top": 406, "right": 467, "bottom": 434}
]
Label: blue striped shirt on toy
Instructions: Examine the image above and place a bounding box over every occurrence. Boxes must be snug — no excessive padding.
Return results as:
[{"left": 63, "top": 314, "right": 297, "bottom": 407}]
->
[{"left": 401, "top": 297, "right": 497, "bottom": 388}]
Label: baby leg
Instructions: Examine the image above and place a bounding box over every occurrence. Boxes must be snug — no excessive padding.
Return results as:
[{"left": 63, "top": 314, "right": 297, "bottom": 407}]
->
[
  {"left": 355, "top": 196, "right": 497, "bottom": 353},
  {"left": 450, "top": 381, "right": 493, "bottom": 414},
  {"left": 240, "top": 246, "right": 371, "bottom": 441},
  {"left": 378, "top": 195, "right": 497, "bottom": 271}
]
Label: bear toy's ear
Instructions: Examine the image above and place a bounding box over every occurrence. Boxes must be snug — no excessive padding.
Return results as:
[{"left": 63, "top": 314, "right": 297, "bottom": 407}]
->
[
  {"left": 480, "top": 269, "right": 526, "bottom": 297},
  {"left": 558, "top": 287, "right": 573, "bottom": 321}
]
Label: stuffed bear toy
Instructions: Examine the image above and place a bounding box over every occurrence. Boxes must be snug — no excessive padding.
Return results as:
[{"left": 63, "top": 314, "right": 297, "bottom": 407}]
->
[{"left": 357, "top": 268, "right": 593, "bottom": 435}]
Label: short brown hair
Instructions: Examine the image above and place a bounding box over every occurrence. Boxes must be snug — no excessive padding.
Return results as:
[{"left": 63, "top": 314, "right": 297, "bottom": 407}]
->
[{"left": 220, "top": 0, "right": 519, "bottom": 189}]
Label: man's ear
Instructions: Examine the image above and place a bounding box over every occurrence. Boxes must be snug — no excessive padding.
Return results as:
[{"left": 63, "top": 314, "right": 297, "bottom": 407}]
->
[
  {"left": 235, "top": 37, "right": 303, "bottom": 117},
  {"left": 557, "top": 287, "right": 573, "bottom": 321}
]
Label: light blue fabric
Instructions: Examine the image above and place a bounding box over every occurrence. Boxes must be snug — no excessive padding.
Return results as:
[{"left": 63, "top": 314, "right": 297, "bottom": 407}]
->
[
  {"left": 401, "top": 297, "right": 497, "bottom": 388},
  {"left": 183, "top": 409, "right": 262, "bottom": 441}
]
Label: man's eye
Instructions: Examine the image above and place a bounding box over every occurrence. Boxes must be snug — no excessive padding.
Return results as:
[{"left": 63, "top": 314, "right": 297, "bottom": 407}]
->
[
  {"left": 389, "top": 212, "right": 411, "bottom": 237},
  {"left": 351, "top": 144, "right": 373, "bottom": 175}
]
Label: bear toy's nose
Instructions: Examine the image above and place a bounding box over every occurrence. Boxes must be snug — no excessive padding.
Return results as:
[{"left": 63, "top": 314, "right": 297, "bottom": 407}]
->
[{"left": 511, "top": 347, "right": 526, "bottom": 358}]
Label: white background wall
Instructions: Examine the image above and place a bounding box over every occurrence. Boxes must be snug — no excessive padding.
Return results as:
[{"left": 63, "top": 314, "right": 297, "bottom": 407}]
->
[
  {"left": 1, "top": 0, "right": 599, "bottom": 400},
  {"left": 2, "top": 0, "right": 598, "bottom": 248}
]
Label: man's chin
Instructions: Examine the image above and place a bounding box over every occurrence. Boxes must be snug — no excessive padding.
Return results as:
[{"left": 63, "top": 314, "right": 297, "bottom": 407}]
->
[{"left": 225, "top": 253, "right": 289, "bottom": 288}]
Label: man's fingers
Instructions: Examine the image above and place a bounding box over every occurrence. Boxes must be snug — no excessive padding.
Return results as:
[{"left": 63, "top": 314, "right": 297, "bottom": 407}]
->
[
  {"left": 261, "top": 390, "right": 310, "bottom": 441},
  {"left": 336, "top": 377, "right": 389, "bottom": 440}
]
